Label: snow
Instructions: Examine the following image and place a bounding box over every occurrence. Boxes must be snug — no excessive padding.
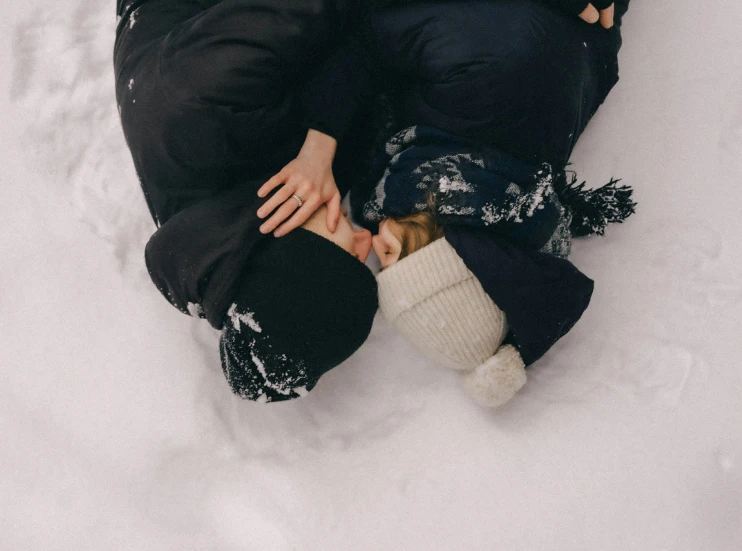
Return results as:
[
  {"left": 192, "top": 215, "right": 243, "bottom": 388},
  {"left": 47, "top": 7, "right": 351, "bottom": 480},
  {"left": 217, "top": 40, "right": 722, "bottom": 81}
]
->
[
  {"left": 249, "top": 352, "right": 293, "bottom": 397},
  {"left": 187, "top": 301, "right": 203, "bottom": 318},
  {"left": 226, "top": 303, "right": 262, "bottom": 333},
  {"left": 2, "top": 1, "right": 742, "bottom": 549}
]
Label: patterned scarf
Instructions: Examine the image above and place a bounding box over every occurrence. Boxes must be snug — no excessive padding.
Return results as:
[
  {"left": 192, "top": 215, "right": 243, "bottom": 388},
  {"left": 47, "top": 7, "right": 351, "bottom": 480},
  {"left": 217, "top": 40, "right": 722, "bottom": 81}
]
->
[{"left": 362, "top": 125, "right": 635, "bottom": 258}]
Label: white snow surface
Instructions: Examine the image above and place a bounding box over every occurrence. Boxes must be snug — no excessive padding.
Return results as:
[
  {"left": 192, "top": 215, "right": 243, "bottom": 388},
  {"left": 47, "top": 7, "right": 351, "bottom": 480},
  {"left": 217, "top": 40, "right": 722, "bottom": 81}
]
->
[{"left": 2, "top": 1, "right": 742, "bottom": 549}]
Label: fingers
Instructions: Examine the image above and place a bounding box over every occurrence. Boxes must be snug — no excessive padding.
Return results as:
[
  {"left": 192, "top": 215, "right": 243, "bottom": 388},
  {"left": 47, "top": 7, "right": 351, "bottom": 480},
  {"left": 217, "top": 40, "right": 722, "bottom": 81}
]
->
[
  {"left": 260, "top": 192, "right": 316, "bottom": 237},
  {"left": 578, "top": 3, "right": 614, "bottom": 28},
  {"left": 579, "top": 4, "right": 599, "bottom": 24},
  {"left": 599, "top": 3, "right": 614, "bottom": 29},
  {"left": 257, "top": 170, "right": 287, "bottom": 198},
  {"left": 273, "top": 198, "right": 322, "bottom": 237},
  {"left": 257, "top": 183, "right": 296, "bottom": 219},
  {"left": 259, "top": 195, "right": 301, "bottom": 234},
  {"left": 325, "top": 193, "right": 341, "bottom": 233}
]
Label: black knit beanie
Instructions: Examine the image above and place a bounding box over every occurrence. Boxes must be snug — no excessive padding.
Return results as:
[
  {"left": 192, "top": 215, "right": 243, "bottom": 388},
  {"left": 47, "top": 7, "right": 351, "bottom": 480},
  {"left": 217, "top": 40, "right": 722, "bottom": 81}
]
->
[{"left": 219, "top": 228, "right": 378, "bottom": 403}]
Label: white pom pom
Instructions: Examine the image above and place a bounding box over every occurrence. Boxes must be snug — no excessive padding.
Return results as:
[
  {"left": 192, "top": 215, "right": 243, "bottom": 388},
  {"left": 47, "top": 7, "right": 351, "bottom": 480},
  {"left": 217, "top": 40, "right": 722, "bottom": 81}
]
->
[{"left": 461, "top": 345, "right": 526, "bottom": 408}]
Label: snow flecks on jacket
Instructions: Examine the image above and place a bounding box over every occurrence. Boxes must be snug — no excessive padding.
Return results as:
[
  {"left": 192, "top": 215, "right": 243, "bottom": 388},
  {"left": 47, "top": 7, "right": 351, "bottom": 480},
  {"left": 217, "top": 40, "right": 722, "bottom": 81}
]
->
[{"left": 186, "top": 302, "right": 204, "bottom": 318}]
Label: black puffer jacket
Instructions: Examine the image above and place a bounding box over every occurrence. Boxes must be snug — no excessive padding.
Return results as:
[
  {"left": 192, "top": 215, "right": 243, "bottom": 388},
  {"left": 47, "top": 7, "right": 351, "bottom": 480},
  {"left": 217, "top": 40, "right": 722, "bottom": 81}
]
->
[
  {"left": 366, "top": 0, "right": 629, "bottom": 167},
  {"left": 114, "top": 0, "right": 382, "bottom": 226}
]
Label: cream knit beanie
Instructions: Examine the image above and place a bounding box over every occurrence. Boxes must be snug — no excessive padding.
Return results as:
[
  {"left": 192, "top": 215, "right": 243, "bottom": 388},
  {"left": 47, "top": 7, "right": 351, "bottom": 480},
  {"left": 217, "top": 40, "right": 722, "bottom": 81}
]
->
[{"left": 377, "top": 238, "right": 526, "bottom": 408}]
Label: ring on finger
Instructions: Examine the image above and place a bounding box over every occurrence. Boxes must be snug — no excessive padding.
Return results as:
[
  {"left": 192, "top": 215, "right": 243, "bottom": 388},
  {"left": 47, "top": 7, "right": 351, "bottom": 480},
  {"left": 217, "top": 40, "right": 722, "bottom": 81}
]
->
[{"left": 292, "top": 194, "right": 304, "bottom": 208}]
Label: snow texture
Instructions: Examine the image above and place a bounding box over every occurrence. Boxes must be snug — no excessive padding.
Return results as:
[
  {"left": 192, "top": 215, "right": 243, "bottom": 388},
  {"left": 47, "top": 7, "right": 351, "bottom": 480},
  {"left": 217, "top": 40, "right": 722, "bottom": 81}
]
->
[
  {"left": 186, "top": 301, "right": 204, "bottom": 318},
  {"left": 2, "top": 1, "right": 742, "bottom": 550},
  {"left": 227, "top": 303, "right": 262, "bottom": 333}
]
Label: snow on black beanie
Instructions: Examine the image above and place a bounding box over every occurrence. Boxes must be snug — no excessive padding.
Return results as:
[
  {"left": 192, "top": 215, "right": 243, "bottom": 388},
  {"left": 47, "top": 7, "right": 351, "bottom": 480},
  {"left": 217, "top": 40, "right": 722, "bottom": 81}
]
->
[{"left": 219, "top": 228, "right": 378, "bottom": 403}]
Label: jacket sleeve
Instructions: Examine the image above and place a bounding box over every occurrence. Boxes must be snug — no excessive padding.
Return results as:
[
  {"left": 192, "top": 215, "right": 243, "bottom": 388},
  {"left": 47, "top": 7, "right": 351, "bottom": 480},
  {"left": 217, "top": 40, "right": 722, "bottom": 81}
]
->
[
  {"left": 534, "top": 0, "right": 614, "bottom": 16},
  {"left": 534, "top": 0, "right": 589, "bottom": 14},
  {"left": 444, "top": 225, "right": 594, "bottom": 367},
  {"left": 302, "top": 34, "right": 380, "bottom": 142}
]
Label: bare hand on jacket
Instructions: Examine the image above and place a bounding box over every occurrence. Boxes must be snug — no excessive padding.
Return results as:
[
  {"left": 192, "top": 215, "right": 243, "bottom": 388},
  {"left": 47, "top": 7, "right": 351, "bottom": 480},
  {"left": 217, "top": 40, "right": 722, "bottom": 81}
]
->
[
  {"left": 578, "top": 2, "right": 614, "bottom": 28},
  {"left": 257, "top": 129, "right": 342, "bottom": 237}
]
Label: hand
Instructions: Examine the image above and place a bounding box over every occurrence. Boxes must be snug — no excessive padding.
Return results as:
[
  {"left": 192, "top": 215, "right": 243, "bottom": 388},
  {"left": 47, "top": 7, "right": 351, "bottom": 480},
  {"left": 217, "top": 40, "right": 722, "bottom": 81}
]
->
[
  {"left": 257, "top": 129, "right": 342, "bottom": 238},
  {"left": 579, "top": 2, "right": 615, "bottom": 29}
]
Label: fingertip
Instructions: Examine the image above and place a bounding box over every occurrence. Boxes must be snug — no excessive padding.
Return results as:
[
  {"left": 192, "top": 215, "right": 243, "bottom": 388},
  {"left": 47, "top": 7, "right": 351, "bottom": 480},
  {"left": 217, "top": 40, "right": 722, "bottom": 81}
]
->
[
  {"left": 274, "top": 224, "right": 293, "bottom": 238},
  {"left": 328, "top": 213, "right": 339, "bottom": 233},
  {"left": 580, "top": 5, "right": 599, "bottom": 24},
  {"left": 601, "top": 4, "right": 615, "bottom": 28}
]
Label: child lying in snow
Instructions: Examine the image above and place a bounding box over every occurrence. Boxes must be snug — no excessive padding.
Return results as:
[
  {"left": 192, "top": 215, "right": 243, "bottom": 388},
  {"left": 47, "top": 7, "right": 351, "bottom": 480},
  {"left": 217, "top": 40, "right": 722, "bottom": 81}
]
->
[
  {"left": 360, "top": 125, "right": 635, "bottom": 408},
  {"left": 335, "top": 0, "right": 632, "bottom": 408}
]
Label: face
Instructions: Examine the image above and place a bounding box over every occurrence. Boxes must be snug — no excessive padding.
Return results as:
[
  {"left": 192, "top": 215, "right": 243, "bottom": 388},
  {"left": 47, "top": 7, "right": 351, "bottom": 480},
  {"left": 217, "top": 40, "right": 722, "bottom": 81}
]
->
[
  {"left": 302, "top": 206, "right": 373, "bottom": 263},
  {"left": 372, "top": 219, "right": 403, "bottom": 270},
  {"left": 337, "top": 211, "right": 373, "bottom": 262}
]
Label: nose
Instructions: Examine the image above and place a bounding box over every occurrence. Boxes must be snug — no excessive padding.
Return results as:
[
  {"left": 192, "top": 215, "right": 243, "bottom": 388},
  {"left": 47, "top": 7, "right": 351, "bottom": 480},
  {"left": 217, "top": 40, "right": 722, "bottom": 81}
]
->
[{"left": 353, "top": 228, "right": 373, "bottom": 263}]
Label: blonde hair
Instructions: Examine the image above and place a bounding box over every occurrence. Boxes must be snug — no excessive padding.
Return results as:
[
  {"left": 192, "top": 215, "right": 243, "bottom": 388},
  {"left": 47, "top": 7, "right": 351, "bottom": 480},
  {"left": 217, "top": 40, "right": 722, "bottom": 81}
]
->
[{"left": 388, "top": 209, "right": 444, "bottom": 261}]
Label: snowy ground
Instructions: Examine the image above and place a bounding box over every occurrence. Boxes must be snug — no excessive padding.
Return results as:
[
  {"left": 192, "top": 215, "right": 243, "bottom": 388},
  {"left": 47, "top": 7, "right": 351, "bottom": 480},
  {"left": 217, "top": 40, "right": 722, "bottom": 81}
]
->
[{"left": 2, "top": 1, "right": 741, "bottom": 549}]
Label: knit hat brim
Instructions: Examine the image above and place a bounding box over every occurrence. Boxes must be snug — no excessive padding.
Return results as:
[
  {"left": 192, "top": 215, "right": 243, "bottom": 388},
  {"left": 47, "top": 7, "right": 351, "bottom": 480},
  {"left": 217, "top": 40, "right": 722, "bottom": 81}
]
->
[
  {"left": 378, "top": 238, "right": 475, "bottom": 322},
  {"left": 377, "top": 238, "right": 509, "bottom": 371}
]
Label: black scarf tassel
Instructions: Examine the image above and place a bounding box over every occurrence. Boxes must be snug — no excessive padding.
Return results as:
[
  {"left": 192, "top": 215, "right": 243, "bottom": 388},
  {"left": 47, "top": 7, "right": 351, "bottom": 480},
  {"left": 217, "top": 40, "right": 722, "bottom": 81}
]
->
[{"left": 554, "top": 170, "right": 637, "bottom": 238}]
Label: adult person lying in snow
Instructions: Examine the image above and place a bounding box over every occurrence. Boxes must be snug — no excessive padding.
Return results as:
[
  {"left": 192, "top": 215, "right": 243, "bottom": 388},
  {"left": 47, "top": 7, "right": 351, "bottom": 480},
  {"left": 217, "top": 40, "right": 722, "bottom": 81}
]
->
[
  {"left": 344, "top": 0, "right": 635, "bottom": 406},
  {"left": 113, "top": 0, "right": 399, "bottom": 402}
]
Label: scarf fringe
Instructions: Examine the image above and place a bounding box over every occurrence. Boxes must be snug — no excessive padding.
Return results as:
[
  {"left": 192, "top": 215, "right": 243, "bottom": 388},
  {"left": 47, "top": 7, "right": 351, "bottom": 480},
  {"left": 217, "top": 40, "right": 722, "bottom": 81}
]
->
[{"left": 554, "top": 170, "right": 637, "bottom": 237}]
